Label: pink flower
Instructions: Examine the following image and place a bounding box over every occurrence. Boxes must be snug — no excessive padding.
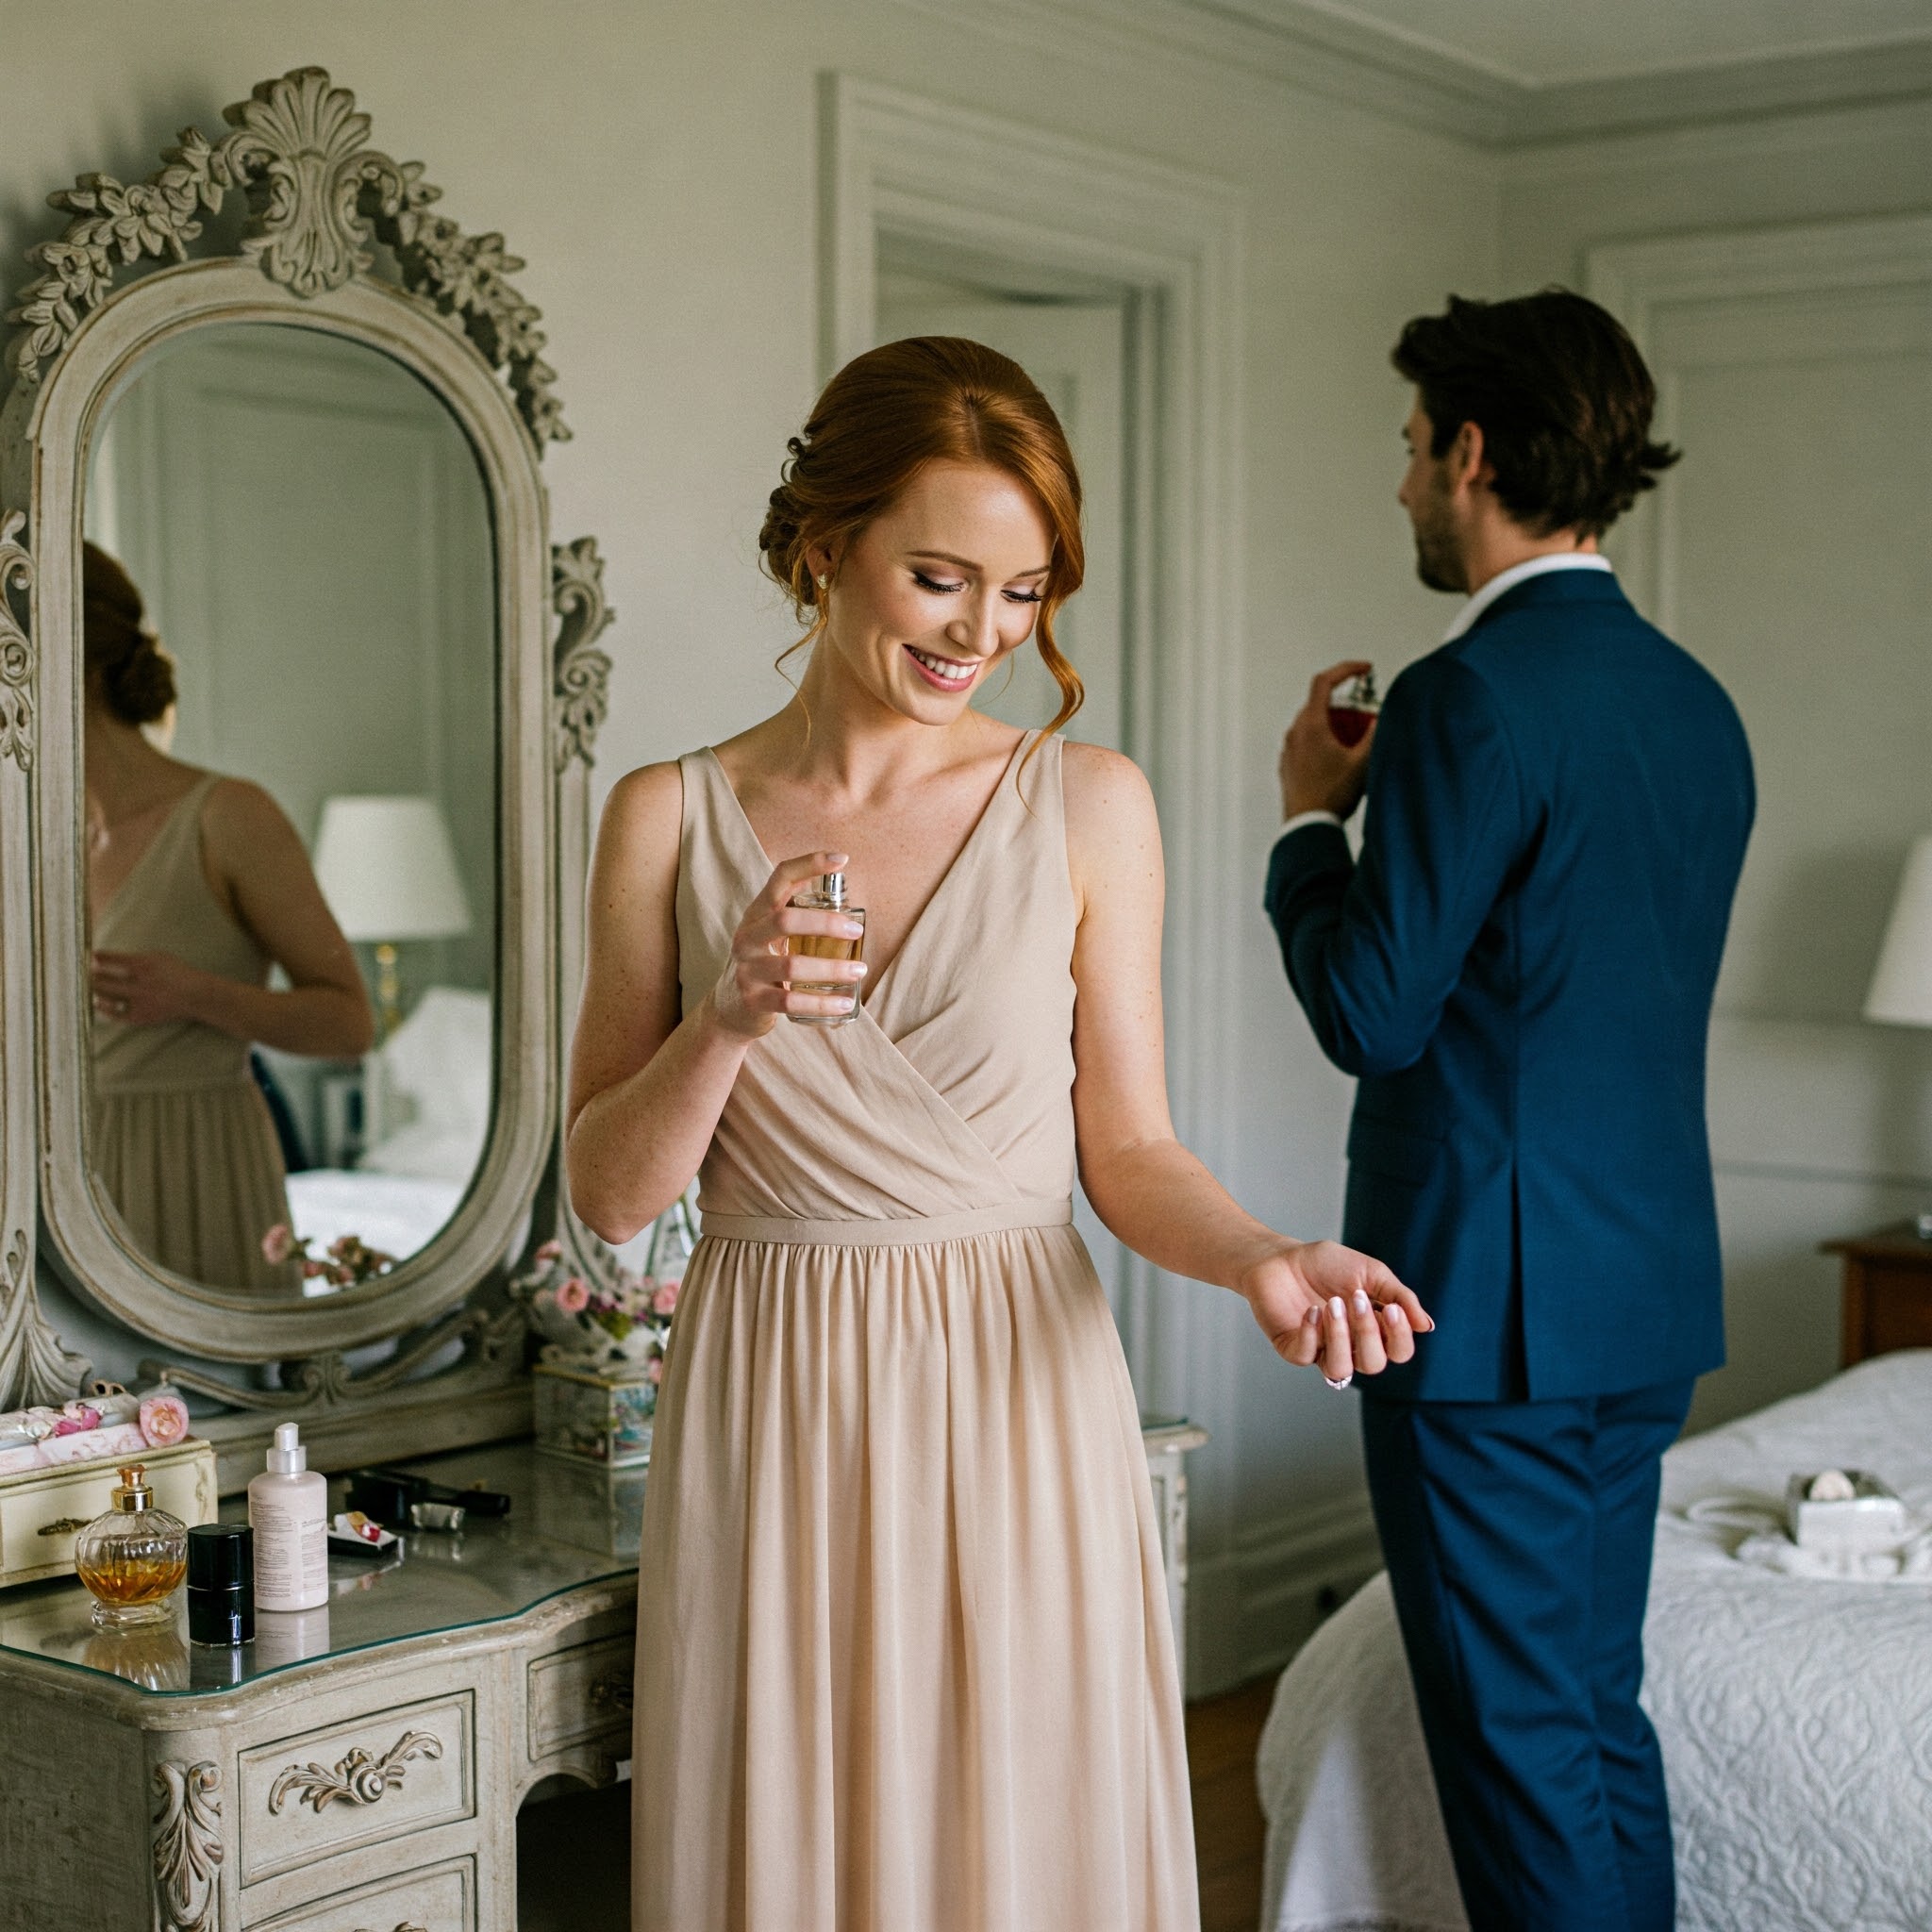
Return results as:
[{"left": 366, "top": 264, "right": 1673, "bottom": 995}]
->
[
  {"left": 554, "top": 1275, "right": 591, "bottom": 1315},
  {"left": 139, "top": 1391, "right": 191, "bottom": 1447},
  {"left": 261, "top": 1223, "right": 295, "bottom": 1265},
  {"left": 650, "top": 1278, "right": 680, "bottom": 1318},
  {"left": 51, "top": 1407, "right": 101, "bottom": 1437},
  {"left": 534, "top": 1239, "right": 564, "bottom": 1265},
  {"left": 645, "top": 1357, "right": 664, "bottom": 1384},
  {"left": 301, "top": 1258, "right": 326, "bottom": 1278}
]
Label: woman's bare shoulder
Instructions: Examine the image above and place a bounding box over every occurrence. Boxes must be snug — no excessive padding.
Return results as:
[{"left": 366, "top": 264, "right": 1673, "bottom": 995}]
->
[
  {"left": 597, "top": 759, "right": 685, "bottom": 864},
  {"left": 1059, "top": 740, "right": 1160, "bottom": 889},
  {"left": 200, "top": 774, "right": 297, "bottom": 844},
  {"left": 1060, "top": 740, "right": 1155, "bottom": 822}
]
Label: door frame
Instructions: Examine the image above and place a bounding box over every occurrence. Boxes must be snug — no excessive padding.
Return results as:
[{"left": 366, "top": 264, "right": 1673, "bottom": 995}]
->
[{"left": 820, "top": 73, "right": 1246, "bottom": 1410}]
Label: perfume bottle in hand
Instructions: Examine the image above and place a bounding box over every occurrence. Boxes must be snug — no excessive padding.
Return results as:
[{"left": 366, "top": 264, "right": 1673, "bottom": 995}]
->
[
  {"left": 786, "top": 871, "right": 867, "bottom": 1026},
  {"left": 1328, "top": 668, "right": 1380, "bottom": 747},
  {"left": 75, "top": 1464, "right": 188, "bottom": 1629}
]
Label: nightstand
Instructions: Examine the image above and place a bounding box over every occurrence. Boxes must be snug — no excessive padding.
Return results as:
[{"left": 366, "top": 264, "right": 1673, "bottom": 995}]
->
[{"left": 1824, "top": 1223, "right": 1932, "bottom": 1367}]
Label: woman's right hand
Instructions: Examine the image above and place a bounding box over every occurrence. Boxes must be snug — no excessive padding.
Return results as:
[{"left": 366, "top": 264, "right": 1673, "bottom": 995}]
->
[{"left": 707, "top": 850, "right": 868, "bottom": 1039}]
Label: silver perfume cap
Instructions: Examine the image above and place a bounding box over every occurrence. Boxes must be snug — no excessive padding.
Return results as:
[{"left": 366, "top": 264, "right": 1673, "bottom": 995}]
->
[
  {"left": 819, "top": 871, "right": 847, "bottom": 908},
  {"left": 267, "top": 1422, "right": 308, "bottom": 1474}
]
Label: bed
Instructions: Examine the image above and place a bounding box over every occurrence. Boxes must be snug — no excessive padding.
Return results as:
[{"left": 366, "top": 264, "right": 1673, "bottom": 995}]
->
[
  {"left": 281, "top": 987, "right": 490, "bottom": 1289},
  {"left": 1257, "top": 1349, "right": 1932, "bottom": 1932}
]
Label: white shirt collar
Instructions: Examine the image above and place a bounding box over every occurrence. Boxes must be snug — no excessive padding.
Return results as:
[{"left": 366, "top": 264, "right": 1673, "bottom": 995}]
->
[{"left": 1442, "top": 551, "right": 1613, "bottom": 642}]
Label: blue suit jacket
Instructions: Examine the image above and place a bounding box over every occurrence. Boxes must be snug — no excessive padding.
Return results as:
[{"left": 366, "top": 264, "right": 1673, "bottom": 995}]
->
[{"left": 1265, "top": 569, "right": 1754, "bottom": 1403}]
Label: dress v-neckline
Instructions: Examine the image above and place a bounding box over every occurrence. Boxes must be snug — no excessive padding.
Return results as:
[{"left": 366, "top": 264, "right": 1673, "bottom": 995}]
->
[
  {"left": 701, "top": 732, "right": 1033, "bottom": 1007},
  {"left": 92, "top": 774, "right": 215, "bottom": 931}
]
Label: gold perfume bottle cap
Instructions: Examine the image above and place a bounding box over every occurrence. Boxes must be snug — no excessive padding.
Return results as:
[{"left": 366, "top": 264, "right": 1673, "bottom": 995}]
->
[{"left": 111, "top": 1464, "right": 154, "bottom": 1513}]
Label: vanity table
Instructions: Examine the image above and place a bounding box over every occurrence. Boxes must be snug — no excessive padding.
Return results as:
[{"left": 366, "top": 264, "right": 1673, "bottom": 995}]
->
[
  {"left": 0, "top": 1422, "right": 1205, "bottom": 1931},
  {"left": 0, "top": 1443, "right": 636, "bottom": 1932}
]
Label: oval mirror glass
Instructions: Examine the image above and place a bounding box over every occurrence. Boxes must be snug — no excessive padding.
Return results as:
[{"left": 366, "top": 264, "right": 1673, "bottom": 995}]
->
[{"left": 81, "top": 322, "right": 496, "bottom": 1299}]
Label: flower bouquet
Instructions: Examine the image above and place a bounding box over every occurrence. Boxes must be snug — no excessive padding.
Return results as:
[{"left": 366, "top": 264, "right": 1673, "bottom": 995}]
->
[{"left": 510, "top": 1240, "right": 679, "bottom": 1391}]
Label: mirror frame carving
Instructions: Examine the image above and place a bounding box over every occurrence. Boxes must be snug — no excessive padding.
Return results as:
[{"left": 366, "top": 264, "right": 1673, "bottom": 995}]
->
[{"left": 0, "top": 69, "right": 622, "bottom": 1474}]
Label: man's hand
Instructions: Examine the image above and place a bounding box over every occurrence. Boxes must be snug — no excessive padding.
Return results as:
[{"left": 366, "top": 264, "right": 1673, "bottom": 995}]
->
[{"left": 1279, "top": 659, "right": 1377, "bottom": 822}]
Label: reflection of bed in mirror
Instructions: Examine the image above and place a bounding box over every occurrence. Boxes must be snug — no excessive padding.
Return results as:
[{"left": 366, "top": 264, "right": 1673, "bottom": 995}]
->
[
  {"left": 1257, "top": 1351, "right": 1932, "bottom": 1932},
  {"left": 282, "top": 988, "right": 492, "bottom": 1290}
]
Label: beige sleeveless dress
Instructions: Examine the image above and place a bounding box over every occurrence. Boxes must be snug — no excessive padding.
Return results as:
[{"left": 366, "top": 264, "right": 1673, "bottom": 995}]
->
[
  {"left": 92, "top": 774, "right": 298, "bottom": 1293},
  {"left": 631, "top": 733, "right": 1198, "bottom": 1932}
]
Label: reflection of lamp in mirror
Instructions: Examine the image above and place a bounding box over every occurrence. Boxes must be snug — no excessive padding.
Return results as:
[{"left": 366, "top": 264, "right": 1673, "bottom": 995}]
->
[
  {"left": 1864, "top": 834, "right": 1932, "bottom": 1240},
  {"left": 313, "top": 795, "right": 473, "bottom": 1041}
]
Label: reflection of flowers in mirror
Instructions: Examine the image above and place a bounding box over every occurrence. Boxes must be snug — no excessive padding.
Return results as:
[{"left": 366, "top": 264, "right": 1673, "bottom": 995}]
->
[{"left": 261, "top": 1222, "right": 397, "bottom": 1289}]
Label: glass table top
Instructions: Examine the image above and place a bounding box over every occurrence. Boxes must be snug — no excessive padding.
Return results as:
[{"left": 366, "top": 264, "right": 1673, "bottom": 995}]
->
[{"left": 0, "top": 1441, "right": 641, "bottom": 1699}]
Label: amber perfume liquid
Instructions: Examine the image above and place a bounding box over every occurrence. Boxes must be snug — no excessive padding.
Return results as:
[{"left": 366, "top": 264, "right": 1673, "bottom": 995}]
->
[
  {"left": 75, "top": 1463, "right": 189, "bottom": 1630},
  {"left": 786, "top": 872, "right": 866, "bottom": 1026}
]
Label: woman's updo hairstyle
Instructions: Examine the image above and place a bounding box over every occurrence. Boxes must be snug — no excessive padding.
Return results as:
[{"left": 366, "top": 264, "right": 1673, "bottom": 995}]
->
[
  {"left": 83, "top": 541, "right": 175, "bottom": 726},
  {"left": 759, "top": 336, "right": 1087, "bottom": 741}
]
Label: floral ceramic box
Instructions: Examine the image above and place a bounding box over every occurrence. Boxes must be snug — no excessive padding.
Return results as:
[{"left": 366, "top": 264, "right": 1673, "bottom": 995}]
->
[{"left": 532, "top": 1361, "right": 656, "bottom": 1468}]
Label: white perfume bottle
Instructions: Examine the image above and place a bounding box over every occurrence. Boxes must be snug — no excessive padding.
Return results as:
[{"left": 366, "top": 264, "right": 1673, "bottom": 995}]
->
[
  {"left": 785, "top": 871, "right": 867, "bottom": 1026},
  {"left": 248, "top": 1423, "right": 328, "bottom": 1612}
]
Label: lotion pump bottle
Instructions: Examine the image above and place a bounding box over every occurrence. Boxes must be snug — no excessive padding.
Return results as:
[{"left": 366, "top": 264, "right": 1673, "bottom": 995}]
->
[{"left": 249, "top": 1423, "right": 328, "bottom": 1613}]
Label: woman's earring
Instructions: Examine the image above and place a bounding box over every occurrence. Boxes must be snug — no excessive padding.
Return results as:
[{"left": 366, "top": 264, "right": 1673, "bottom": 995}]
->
[{"left": 815, "top": 573, "right": 828, "bottom": 590}]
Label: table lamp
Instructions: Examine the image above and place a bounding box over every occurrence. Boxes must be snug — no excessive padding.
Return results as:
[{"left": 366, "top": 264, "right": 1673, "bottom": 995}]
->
[
  {"left": 313, "top": 794, "right": 474, "bottom": 1040},
  {"left": 1864, "top": 833, "right": 1932, "bottom": 1240}
]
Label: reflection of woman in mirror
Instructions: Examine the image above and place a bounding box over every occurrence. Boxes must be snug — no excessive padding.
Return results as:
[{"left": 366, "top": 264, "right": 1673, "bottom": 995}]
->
[
  {"left": 83, "top": 543, "right": 374, "bottom": 1292},
  {"left": 566, "top": 340, "right": 1432, "bottom": 1928}
]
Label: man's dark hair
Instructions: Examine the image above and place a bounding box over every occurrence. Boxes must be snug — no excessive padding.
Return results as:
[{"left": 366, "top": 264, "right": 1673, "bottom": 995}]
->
[{"left": 1391, "top": 289, "right": 1678, "bottom": 538}]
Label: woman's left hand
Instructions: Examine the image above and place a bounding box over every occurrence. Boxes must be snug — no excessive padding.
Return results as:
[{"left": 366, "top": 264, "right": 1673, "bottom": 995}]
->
[
  {"left": 1240, "top": 1241, "right": 1433, "bottom": 1383},
  {"left": 91, "top": 949, "right": 203, "bottom": 1027}
]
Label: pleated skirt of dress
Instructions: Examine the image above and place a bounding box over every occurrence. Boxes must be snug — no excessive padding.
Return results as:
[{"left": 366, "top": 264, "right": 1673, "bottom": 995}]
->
[
  {"left": 630, "top": 1224, "right": 1199, "bottom": 1932},
  {"left": 92, "top": 1080, "right": 298, "bottom": 1292}
]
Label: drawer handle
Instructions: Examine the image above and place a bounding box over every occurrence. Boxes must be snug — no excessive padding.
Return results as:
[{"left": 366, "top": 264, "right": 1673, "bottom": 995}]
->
[
  {"left": 590, "top": 1671, "right": 633, "bottom": 1714},
  {"left": 38, "top": 1516, "right": 90, "bottom": 1537},
  {"left": 351, "top": 1923, "right": 427, "bottom": 1931},
  {"left": 268, "top": 1728, "right": 443, "bottom": 1815}
]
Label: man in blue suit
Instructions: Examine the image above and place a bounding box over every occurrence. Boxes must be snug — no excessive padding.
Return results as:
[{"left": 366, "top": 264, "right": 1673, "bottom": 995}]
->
[{"left": 1266, "top": 291, "right": 1753, "bottom": 1932}]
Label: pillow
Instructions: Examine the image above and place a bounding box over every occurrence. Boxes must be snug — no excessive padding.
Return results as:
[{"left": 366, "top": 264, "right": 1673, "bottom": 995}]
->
[{"left": 359, "top": 986, "right": 492, "bottom": 1183}]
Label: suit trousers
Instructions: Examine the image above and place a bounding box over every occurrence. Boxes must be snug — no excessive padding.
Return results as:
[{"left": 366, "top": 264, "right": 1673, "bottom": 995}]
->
[{"left": 1360, "top": 1379, "right": 1694, "bottom": 1932}]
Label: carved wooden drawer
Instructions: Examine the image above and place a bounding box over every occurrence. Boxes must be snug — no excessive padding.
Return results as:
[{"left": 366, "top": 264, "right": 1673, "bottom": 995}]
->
[
  {"left": 246, "top": 1852, "right": 475, "bottom": 1930},
  {"left": 528, "top": 1633, "right": 633, "bottom": 1758},
  {"left": 239, "top": 1691, "right": 475, "bottom": 1887}
]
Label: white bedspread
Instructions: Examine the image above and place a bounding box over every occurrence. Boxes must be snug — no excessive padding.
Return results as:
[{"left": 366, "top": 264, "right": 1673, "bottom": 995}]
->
[{"left": 1257, "top": 1351, "right": 1932, "bottom": 1932}]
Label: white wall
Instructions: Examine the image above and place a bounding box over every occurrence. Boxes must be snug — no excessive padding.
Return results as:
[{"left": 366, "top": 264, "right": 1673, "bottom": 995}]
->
[
  {"left": 1, "top": 0, "right": 1499, "bottom": 1692},
  {"left": 1500, "top": 101, "right": 1932, "bottom": 1434}
]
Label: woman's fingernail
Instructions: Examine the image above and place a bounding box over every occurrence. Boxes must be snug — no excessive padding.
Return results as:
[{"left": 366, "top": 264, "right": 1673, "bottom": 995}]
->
[
  {"left": 1352, "top": 1289, "right": 1371, "bottom": 1313},
  {"left": 1388, "top": 1304, "right": 1407, "bottom": 1324},
  {"left": 1304, "top": 1306, "right": 1319, "bottom": 1325},
  {"left": 1328, "top": 1296, "right": 1345, "bottom": 1318}
]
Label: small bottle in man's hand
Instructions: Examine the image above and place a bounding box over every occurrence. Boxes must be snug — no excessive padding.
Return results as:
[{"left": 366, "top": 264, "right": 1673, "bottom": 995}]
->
[{"left": 1327, "top": 668, "right": 1380, "bottom": 746}]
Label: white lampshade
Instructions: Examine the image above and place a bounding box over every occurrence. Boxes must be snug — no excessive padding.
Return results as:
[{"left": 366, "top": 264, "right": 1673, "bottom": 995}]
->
[
  {"left": 312, "top": 794, "right": 473, "bottom": 942},
  {"left": 1865, "top": 835, "right": 1932, "bottom": 1028}
]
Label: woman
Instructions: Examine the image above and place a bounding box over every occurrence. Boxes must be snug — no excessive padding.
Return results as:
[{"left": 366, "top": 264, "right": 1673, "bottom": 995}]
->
[
  {"left": 84, "top": 542, "right": 373, "bottom": 1291},
  {"left": 566, "top": 339, "right": 1432, "bottom": 1931}
]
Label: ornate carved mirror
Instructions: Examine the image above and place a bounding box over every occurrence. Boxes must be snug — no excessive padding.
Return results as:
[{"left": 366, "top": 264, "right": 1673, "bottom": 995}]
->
[{"left": 0, "top": 70, "right": 617, "bottom": 1478}]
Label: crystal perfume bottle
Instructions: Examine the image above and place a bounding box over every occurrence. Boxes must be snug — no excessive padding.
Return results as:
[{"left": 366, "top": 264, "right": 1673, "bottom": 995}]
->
[
  {"left": 785, "top": 871, "right": 867, "bottom": 1026},
  {"left": 1327, "top": 667, "right": 1381, "bottom": 746},
  {"left": 75, "top": 1463, "right": 189, "bottom": 1629}
]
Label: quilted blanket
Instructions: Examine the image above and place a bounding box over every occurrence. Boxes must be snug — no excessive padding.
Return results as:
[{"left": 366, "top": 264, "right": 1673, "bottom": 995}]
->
[{"left": 1257, "top": 1350, "right": 1932, "bottom": 1932}]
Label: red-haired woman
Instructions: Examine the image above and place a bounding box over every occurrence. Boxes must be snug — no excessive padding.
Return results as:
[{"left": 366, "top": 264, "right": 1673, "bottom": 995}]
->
[{"left": 567, "top": 338, "right": 1430, "bottom": 1931}]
